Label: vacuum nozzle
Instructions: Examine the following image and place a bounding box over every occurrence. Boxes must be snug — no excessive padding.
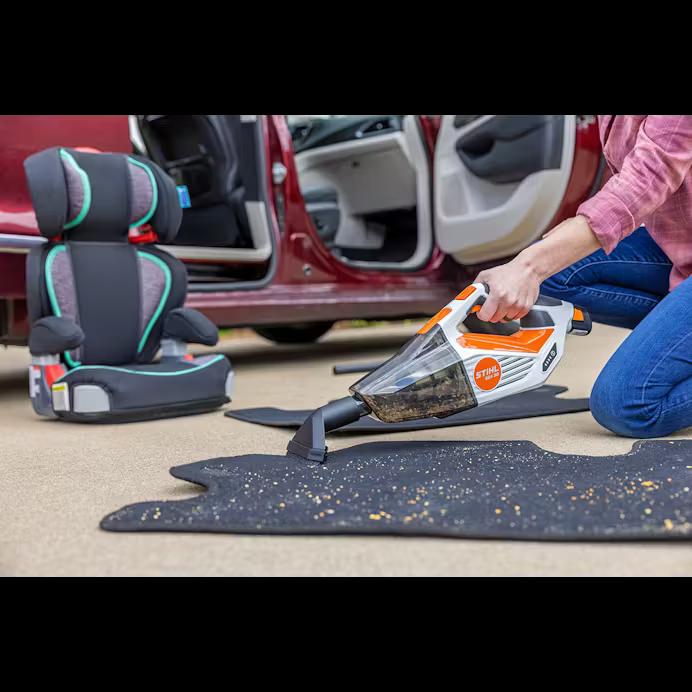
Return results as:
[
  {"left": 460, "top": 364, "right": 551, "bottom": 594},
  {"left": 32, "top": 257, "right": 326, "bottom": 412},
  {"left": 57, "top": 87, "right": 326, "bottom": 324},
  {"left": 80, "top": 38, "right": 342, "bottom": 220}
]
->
[{"left": 287, "top": 396, "right": 371, "bottom": 463}]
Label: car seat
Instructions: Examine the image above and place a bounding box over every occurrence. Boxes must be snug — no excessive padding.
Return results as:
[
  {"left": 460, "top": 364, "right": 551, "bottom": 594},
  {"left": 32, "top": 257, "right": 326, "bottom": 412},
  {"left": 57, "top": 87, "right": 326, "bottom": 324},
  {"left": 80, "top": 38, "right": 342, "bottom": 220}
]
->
[{"left": 25, "top": 147, "right": 234, "bottom": 423}]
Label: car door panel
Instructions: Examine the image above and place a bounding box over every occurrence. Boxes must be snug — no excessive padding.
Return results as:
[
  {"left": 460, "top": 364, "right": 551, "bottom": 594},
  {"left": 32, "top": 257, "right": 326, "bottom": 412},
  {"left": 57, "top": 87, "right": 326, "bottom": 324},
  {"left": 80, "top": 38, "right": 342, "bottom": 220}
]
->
[
  {"left": 456, "top": 115, "right": 564, "bottom": 184},
  {"left": 434, "top": 115, "right": 576, "bottom": 265}
]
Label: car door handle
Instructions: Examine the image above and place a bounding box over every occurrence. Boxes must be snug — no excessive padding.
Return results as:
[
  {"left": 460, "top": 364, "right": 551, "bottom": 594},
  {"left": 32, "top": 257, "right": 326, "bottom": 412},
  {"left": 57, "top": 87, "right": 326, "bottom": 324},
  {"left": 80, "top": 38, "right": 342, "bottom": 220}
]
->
[{"left": 459, "top": 116, "right": 546, "bottom": 158}]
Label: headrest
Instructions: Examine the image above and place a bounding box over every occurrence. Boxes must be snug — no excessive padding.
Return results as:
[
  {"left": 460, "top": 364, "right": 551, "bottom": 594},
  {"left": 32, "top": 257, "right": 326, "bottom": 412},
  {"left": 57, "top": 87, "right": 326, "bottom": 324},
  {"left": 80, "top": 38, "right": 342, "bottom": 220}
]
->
[{"left": 24, "top": 147, "right": 183, "bottom": 243}]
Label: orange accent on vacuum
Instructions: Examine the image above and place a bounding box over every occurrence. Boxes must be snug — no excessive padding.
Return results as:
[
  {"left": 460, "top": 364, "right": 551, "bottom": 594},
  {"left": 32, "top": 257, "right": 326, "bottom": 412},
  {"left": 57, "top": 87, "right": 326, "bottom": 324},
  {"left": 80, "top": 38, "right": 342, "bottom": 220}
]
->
[
  {"left": 458, "top": 329, "right": 555, "bottom": 354},
  {"left": 418, "top": 308, "right": 452, "bottom": 334},
  {"left": 456, "top": 286, "right": 477, "bottom": 301}
]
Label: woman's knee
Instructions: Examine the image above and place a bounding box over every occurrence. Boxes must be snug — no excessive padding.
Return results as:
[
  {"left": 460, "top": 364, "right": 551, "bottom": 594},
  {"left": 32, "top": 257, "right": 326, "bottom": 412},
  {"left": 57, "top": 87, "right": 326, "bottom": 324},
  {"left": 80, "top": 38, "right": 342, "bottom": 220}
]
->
[
  {"left": 590, "top": 371, "right": 663, "bottom": 439},
  {"left": 590, "top": 377, "right": 637, "bottom": 437}
]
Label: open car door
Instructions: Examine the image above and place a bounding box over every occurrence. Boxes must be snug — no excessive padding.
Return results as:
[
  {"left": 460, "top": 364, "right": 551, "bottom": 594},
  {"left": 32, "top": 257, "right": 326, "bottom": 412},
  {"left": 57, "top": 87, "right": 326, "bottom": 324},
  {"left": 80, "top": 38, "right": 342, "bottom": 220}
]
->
[{"left": 433, "top": 115, "right": 577, "bottom": 265}]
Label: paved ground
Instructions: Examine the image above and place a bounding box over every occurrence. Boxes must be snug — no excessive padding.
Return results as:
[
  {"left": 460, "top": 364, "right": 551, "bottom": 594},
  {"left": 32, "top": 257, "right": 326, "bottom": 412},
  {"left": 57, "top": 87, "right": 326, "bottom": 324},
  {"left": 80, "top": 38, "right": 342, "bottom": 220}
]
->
[{"left": 2, "top": 322, "right": 692, "bottom": 576}]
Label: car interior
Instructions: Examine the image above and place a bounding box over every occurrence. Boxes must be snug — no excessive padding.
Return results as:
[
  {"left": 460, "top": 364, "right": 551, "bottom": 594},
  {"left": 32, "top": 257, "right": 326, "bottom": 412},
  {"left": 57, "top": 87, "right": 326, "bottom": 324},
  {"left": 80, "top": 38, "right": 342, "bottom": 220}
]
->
[
  {"left": 131, "top": 115, "right": 273, "bottom": 286},
  {"left": 132, "top": 114, "right": 437, "bottom": 280},
  {"left": 289, "top": 114, "right": 435, "bottom": 271},
  {"left": 130, "top": 115, "right": 578, "bottom": 282}
]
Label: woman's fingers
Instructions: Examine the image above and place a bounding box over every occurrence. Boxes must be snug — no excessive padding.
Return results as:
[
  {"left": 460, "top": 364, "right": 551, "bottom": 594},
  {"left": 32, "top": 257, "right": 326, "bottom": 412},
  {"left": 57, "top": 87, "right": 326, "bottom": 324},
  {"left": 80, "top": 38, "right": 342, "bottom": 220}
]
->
[
  {"left": 478, "top": 292, "right": 533, "bottom": 323},
  {"left": 477, "top": 279, "right": 510, "bottom": 322},
  {"left": 474, "top": 265, "right": 541, "bottom": 323},
  {"left": 475, "top": 270, "right": 490, "bottom": 288},
  {"left": 503, "top": 307, "right": 524, "bottom": 322},
  {"left": 513, "top": 296, "right": 535, "bottom": 321},
  {"left": 490, "top": 302, "right": 513, "bottom": 323},
  {"left": 483, "top": 293, "right": 516, "bottom": 323},
  {"left": 477, "top": 293, "right": 501, "bottom": 322}
]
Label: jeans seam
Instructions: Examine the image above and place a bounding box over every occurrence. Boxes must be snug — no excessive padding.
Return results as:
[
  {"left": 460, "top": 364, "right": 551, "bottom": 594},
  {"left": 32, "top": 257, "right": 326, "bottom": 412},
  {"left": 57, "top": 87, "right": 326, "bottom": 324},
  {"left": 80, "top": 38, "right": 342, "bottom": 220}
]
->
[
  {"left": 564, "top": 259, "right": 672, "bottom": 288},
  {"left": 572, "top": 285, "right": 660, "bottom": 304},
  {"left": 663, "top": 397, "right": 692, "bottom": 413}
]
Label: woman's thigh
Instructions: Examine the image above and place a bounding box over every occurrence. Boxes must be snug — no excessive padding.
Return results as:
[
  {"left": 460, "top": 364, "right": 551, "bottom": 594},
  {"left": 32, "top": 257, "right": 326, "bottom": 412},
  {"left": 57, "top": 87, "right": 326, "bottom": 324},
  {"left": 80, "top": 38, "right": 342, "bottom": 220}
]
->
[
  {"left": 591, "top": 276, "right": 692, "bottom": 438},
  {"left": 541, "top": 227, "right": 672, "bottom": 329}
]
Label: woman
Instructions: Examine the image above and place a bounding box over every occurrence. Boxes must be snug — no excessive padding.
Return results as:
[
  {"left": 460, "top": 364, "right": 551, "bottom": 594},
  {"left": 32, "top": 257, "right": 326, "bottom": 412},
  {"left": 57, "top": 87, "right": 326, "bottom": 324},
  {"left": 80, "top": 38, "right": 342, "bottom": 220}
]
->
[{"left": 475, "top": 115, "right": 692, "bottom": 439}]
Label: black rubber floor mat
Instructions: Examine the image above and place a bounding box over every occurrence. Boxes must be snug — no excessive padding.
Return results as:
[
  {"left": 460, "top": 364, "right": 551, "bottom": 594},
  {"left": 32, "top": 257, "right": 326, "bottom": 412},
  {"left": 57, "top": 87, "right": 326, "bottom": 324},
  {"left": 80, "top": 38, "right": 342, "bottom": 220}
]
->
[
  {"left": 101, "top": 440, "right": 692, "bottom": 541},
  {"left": 226, "top": 385, "right": 590, "bottom": 434}
]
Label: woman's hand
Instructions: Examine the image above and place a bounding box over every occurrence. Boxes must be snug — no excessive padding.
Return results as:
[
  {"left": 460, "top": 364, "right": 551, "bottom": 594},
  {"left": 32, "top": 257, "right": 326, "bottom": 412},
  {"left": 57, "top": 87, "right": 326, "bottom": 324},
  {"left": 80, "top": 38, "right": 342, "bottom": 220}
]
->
[{"left": 475, "top": 255, "right": 542, "bottom": 323}]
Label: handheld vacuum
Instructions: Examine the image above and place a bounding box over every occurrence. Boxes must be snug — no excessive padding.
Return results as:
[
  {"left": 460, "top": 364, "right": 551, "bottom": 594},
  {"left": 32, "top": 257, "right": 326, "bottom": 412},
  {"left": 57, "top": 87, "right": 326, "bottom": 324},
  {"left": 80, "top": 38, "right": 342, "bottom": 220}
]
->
[{"left": 288, "top": 283, "right": 592, "bottom": 462}]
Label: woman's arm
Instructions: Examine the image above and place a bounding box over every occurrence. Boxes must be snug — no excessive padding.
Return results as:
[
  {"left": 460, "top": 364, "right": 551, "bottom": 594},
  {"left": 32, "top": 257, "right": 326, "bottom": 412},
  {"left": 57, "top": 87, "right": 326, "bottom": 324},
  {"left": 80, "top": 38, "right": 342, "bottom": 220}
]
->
[
  {"left": 476, "top": 116, "right": 692, "bottom": 323},
  {"left": 579, "top": 116, "right": 692, "bottom": 254},
  {"left": 475, "top": 216, "right": 600, "bottom": 323}
]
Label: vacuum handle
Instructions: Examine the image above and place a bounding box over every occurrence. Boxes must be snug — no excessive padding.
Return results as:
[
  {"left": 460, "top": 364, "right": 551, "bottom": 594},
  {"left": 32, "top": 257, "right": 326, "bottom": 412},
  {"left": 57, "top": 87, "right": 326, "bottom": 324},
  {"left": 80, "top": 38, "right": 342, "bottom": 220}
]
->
[
  {"left": 458, "top": 283, "right": 591, "bottom": 335},
  {"left": 467, "top": 283, "right": 557, "bottom": 329},
  {"left": 519, "top": 295, "right": 569, "bottom": 330}
]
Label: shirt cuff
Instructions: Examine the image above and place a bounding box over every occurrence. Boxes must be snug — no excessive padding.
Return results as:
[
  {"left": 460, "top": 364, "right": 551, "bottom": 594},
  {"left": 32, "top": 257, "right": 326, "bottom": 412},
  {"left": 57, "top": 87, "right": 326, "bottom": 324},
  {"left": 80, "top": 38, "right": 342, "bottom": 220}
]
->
[{"left": 577, "top": 190, "right": 637, "bottom": 255}]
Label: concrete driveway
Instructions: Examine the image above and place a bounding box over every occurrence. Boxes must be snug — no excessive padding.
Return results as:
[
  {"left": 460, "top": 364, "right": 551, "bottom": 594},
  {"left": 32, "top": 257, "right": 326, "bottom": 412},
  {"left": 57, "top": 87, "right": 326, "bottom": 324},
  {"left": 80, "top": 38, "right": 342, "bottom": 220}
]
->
[{"left": 2, "top": 322, "right": 691, "bottom": 576}]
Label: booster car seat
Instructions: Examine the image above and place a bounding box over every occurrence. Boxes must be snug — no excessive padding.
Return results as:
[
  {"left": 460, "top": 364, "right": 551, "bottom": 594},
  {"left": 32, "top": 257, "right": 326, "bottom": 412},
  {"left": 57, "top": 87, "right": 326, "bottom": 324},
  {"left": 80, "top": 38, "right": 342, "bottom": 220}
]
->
[{"left": 25, "top": 147, "right": 234, "bottom": 423}]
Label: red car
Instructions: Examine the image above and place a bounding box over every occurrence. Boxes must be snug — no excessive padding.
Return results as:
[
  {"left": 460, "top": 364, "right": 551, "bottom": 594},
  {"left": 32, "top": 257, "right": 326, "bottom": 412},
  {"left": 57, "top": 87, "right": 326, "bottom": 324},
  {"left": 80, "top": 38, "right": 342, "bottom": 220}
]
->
[{"left": 0, "top": 115, "right": 602, "bottom": 346}]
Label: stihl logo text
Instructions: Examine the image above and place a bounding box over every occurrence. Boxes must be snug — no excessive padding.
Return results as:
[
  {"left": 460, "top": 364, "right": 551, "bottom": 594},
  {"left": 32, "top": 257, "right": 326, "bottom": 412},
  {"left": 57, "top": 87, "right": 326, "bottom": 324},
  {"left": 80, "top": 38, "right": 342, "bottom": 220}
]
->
[{"left": 474, "top": 357, "right": 502, "bottom": 391}]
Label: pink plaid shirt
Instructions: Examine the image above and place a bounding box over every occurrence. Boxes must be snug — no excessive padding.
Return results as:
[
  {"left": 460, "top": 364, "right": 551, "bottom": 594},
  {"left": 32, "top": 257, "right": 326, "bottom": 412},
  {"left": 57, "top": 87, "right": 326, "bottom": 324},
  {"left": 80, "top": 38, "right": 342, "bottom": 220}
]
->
[{"left": 577, "top": 115, "right": 692, "bottom": 290}]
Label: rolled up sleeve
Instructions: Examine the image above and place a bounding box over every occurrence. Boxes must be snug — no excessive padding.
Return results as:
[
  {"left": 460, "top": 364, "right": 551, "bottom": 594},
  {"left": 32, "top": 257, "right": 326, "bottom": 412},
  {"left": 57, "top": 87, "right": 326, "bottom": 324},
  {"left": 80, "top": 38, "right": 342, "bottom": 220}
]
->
[{"left": 578, "top": 116, "right": 692, "bottom": 254}]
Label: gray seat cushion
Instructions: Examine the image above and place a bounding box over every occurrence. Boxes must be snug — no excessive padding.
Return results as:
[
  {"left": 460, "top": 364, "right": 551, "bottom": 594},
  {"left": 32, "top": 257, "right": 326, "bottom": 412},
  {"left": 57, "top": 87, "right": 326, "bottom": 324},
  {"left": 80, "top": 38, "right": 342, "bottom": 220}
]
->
[{"left": 53, "top": 354, "right": 232, "bottom": 422}]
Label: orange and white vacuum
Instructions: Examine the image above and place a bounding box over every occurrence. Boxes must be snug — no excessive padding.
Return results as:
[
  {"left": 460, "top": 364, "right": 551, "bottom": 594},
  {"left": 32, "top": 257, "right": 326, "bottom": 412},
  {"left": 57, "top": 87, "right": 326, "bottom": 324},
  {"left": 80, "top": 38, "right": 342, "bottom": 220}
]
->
[{"left": 288, "top": 283, "right": 592, "bottom": 462}]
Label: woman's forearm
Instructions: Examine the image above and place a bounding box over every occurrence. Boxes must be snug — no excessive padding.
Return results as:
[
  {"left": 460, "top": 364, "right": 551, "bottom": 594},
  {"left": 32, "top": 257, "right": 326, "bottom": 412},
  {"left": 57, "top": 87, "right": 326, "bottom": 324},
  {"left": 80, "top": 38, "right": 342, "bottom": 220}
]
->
[
  {"left": 518, "top": 215, "right": 602, "bottom": 282},
  {"left": 474, "top": 215, "right": 604, "bottom": 322}
]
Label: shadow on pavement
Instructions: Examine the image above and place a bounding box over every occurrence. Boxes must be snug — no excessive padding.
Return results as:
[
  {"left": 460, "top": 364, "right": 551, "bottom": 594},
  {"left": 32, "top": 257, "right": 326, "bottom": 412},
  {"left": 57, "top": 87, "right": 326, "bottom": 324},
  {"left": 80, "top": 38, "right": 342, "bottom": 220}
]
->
[{"left": 0, "top": 370, "right": 28, "bottom": 399}]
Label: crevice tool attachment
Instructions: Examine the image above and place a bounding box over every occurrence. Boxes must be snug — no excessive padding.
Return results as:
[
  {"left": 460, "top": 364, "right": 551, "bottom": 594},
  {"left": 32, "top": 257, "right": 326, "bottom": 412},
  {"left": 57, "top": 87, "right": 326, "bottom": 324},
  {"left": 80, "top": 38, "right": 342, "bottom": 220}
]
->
[{"left": 287, "top": 396, "right": 371, "bottom": 463}]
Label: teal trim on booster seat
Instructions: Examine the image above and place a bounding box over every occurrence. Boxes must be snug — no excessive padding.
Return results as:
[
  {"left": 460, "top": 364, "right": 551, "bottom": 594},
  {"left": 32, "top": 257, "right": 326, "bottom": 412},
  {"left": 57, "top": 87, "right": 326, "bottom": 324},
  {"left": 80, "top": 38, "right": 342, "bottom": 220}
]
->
[
  {"left": 60, "top": 149, "right": 92, "bottom": 231},
  {"left": 136, "top": 251, "right": 172, "bottom": 354},
  {"left": 55, "top": 355, "right": 226, "bottom": 382},
  {"left": 128, "top": 157, "right": 159, "bottom": 228}
]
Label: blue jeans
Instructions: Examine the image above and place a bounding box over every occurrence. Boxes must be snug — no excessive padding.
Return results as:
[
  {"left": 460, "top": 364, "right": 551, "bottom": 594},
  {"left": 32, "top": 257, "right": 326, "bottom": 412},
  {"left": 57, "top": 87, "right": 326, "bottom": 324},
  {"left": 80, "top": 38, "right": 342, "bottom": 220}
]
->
[{"left": 541, "top": 227, "right": 692, "bottom": 438}]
